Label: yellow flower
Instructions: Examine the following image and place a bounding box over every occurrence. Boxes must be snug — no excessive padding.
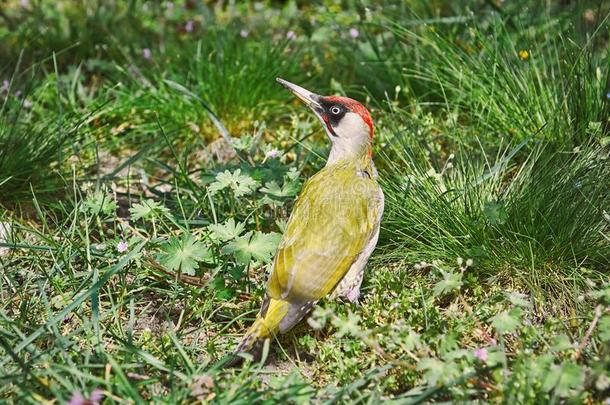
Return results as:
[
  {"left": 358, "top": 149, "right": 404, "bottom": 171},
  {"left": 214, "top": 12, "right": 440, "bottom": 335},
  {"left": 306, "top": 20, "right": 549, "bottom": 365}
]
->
[{"left": 518, "top": 50, "right": 530, "bottom": 60}]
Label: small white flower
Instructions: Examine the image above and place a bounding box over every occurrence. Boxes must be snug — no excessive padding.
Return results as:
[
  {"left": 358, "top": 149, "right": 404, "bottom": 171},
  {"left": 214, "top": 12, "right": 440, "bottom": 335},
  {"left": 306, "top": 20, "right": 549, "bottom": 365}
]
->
[
  {"left": 286, "top": 31, "right": 296, "bottom": 40},
  {"left": 117, "top": 240, "right": 128, "bottom": 253},
  {"left": 265, "top": 149, "right": 280, "bottom": 159},
  {"left": 349, "top": 28, "right": 359, "bottom": 38},
  {"left": 185, "top": 20, "right": 194, "bottom": 33},
  {"left": 240, "top": 29, "right": 249, "bottom": 38},
  {"left": 142, "top": 48, "right": 152, "bottom": 60},
  {"left": 80, "top": 182, "right": 94, "bottom": 192}
]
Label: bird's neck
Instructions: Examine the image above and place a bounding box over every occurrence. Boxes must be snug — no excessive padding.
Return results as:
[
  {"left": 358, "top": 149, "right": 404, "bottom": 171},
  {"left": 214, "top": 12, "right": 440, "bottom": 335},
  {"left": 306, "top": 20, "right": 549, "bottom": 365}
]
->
[
  {"left": 326, "top": 144, "right": 373, "bottom": 171},
  {"left": 326, "top": 141, "right": 372, "bottom": 167}
]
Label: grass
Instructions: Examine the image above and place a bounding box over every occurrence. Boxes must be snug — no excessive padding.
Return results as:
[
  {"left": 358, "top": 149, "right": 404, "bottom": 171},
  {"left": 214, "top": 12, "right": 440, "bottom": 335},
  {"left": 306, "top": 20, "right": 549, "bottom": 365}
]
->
[
  {"left": 0, "top": 81, "right": 80, "bottom": 200},
  {"left": 1, "top": 0, "right": 610, "bottom": 403},
  {"left": 380, "top": 136, "right": 609, "bottom": 311}
]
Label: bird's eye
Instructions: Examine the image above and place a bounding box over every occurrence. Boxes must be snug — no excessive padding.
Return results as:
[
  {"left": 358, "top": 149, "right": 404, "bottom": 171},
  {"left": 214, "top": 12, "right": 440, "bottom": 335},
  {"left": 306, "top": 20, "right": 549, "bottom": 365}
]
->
[{"left": 330, "top": 106, "right": 341, "bottom": 115}]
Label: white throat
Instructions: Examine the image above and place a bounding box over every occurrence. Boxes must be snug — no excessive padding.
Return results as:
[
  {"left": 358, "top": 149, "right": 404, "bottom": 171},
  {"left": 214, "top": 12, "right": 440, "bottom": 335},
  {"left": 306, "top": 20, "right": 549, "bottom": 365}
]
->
[{"left": 325, "top": 112, "right": 371, "bottom": 165}]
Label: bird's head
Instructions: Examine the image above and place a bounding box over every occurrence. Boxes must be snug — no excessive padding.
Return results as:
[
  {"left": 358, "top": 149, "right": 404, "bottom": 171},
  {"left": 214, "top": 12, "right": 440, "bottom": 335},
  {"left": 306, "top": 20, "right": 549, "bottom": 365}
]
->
[{"left": 277, "top": 78, "right": 373, "bottom": 164}]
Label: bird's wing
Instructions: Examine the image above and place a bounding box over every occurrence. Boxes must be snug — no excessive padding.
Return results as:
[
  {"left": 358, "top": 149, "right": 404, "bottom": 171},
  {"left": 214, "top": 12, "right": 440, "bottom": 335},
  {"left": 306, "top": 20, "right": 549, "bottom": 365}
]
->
[
  {"left": 330, "top": 184, "right": 384, "bottom": 301},
  {"left": 266, "top": 162, "right": 383, "bottom": 303}
]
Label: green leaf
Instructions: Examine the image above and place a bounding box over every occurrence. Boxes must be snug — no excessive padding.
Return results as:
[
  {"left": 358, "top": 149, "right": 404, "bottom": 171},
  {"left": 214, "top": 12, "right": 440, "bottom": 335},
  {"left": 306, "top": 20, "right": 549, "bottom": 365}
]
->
[
  {"left": 285, "top": 167, "right": 300, "bottom": 182},
  {"left": 465, "top": 245, "right": 488, "bottom": 259},
  {"left": 541, "top": 362, "right": 584, "bottom": 398},
  {"left": 443, "top": 349, "right": 469, "bottom": 361},
  {"left": 210, "top": 277, "right": 235, "bottom": 300},
  {"left": 208, "top": 218, "right": 245, "bottom": 241},
  {"left": 227, "top": 266, "right": 245, "bottom": 280},
  {"left": 587, "top": 121, "right": 602, "bottom": 136},
  {"left": 208, "top": 169, "right": 258, "bottom": 197},
  {"left": 591, "top": 283, "right": 610, "bottom": 305},
  {"left": 417, "top": 358, "right": 460, "bottom": 386},
  {"left": 433, "top": 270, "right": 463, "bottom": 296},
  {"left": 530, "top": 354, "right": 554, "bottom": 380},
  {"left": 483, "top": 200, "right": 508, "bottom": 225},
  {"left": 403, "top": 328, "right": 422, "bottom": 351},
  {"left": 260, "top": 180, "right": 300, "bottom": 199},
  {"left": 84, "top": 190, "right": 117, "bottom": 216},
  {"left": 332, "top": 311, "right": 361, "bottom": 338},
  {"left": 222, "top": 231, "right": 281, "bottom": 265},
  {"left": 307, "top": 307, "right": 331, "bottom": 330},
  {"left": 491, "top": 308, "right": 522, "bottom": 334},
  {"left": 159, "top": 234, "right": 212, "bottom": 276},
  {"left": 231, "top": 135, "right": 254, "bottom": 151},
  {"left": 216, "top": 287, "right": 235, "bottom": 300},
  {"left": 550, "top": 334, "right": 573, "bottom": 352},
  {"left": 506, "top": 291, "right": 530, "bottom": 307},
  {"left": 130, "top": 199, "right": 170, "bottom": 221},
  {"left": 598, "top": 315, "right": 610, "bottom": 342},
  {"left": 486, "top": 348, "right": 507, "bottom": 366}
]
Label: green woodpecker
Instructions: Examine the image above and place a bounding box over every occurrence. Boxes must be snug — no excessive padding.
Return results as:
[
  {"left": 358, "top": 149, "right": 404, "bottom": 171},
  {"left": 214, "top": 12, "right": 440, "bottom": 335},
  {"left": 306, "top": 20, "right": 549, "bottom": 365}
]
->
[{"left": 234, "top": 78, "right": 384, "bottom": 356}]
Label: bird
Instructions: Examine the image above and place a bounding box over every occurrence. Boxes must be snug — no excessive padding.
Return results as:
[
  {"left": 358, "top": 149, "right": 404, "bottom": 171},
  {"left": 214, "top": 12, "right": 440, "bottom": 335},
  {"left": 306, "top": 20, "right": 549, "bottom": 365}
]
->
[{"left": 232, "top": 78, "right": 384, "bottom": 360}]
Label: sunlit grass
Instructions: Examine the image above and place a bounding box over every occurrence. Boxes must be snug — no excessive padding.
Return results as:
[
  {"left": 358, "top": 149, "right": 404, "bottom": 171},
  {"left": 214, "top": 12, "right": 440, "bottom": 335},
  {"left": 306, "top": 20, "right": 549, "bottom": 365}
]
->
[{"left": 1, "top": 1, "right": 609, "bottom": 403}]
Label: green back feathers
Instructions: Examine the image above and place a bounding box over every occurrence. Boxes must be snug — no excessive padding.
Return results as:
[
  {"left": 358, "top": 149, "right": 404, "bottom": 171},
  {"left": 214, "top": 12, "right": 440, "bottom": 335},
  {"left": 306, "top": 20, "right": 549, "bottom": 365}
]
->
[
  {"left": 233, "top": 157, "right": 383, "bottom": 355},
  {"left": 267, "top": 157, "right": 383, "bottom": 303}
]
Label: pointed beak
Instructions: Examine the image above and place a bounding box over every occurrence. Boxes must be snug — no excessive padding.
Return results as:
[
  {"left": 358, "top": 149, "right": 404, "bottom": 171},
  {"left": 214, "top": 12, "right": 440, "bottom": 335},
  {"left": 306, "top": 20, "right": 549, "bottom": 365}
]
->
[{"left": 276, "top": 78, "right": 322, "bottom": 112}]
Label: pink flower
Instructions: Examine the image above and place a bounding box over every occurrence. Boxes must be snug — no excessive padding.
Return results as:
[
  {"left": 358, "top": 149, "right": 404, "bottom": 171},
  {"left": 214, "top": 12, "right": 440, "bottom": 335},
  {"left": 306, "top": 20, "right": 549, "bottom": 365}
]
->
[
  {"left": 117, "top": 240, "right": 128, "bottom": 253},
  {"left": 286, "top": 31, "right": 296, "bottom": 40},
  {"left": 67, "top": 389, "right": 103, "bottom": 405},
  {"left": 142, "top": 48, "right": 152, "bottom": 60},
  {"left": 349, "top": 28, "right": 359, "bottom": 38},
  {"left": 240, "top": 29, "right": 249, "bottom": 38},
  {"left": 20, "top": 0, "right": 30, "bottom": 8},
  {"left": 265, "top": 149, "right": 280, "bottom": 159},
  {"left": 1, "top": 80, "right": 9, "bottom": 93},
  {"left": 185, "top": 20, "right": 194, "bottom": 33},
  {"left": 474, "top": 347, "right": 488, "bottom": 362}
]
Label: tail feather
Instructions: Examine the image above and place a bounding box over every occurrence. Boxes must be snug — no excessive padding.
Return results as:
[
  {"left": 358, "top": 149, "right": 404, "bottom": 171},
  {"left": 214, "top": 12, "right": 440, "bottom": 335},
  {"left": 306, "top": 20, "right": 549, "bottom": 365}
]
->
[
  {"left": 234, "top": 297, "right": 289, "bottom": 354},
  {"left": 233, "top": 297, "right": 316, "bottom": 356}
]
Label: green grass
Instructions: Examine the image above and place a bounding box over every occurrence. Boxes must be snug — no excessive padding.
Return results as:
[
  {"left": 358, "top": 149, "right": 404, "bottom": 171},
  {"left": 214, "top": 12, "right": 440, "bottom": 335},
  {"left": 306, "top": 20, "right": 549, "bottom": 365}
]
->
[
  {"left": 379, "top": 137, "right": 609, "bottom": 310},
  {"left": 1, "top": 1, "right": 610, "bottom": 403},
  {"left": 0, "top": 80, "right": 80, "bottom": 201}
]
